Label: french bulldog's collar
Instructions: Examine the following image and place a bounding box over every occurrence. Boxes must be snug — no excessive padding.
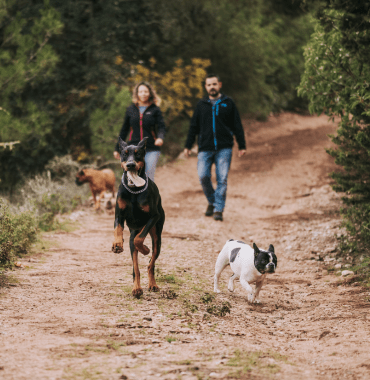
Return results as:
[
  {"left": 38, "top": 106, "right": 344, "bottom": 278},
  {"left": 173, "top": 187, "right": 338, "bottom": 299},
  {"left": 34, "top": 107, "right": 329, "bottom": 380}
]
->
[{"left": 121, "top": 172, "right": 148, "bottom": 194}]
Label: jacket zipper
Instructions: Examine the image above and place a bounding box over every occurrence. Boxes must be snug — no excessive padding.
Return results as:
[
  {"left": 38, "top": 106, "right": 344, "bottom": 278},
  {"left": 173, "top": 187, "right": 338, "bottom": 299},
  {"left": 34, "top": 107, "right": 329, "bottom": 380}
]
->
[
  {"left": 135, "top": 104, "right": 149, "bottom": 141},
  {"left": 212, "top": 99, "right": 222, "bottom": 150},
  {"left": 140, "top": 113, "right": 143, "bottom": 140}
]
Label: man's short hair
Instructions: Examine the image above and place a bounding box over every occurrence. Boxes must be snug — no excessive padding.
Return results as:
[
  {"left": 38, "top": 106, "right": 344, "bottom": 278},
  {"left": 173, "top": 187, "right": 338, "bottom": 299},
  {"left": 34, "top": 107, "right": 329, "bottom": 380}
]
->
[{"left": 205, "top": 73, "right": 221, "bottom": 82}]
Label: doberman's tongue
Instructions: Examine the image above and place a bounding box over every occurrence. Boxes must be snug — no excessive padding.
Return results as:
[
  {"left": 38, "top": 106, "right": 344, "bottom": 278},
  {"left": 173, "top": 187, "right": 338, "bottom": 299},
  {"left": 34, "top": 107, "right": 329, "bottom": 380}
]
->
[{"left": 127, "top": 171, "right": 146, "bottom": 187}]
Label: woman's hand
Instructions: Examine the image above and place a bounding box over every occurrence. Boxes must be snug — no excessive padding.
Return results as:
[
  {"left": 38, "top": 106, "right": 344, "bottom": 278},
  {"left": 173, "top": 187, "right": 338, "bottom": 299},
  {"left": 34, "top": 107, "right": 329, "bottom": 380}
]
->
[
  {"left": 113, "top": 151, "right": 120, "bottom": 160},
  {"left": 154, "top": 138, "right": 163, "bottom": 147}
]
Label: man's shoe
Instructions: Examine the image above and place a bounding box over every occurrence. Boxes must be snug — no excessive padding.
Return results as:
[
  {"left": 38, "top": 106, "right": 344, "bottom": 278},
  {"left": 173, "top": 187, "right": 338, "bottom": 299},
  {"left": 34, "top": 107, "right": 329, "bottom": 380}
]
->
[
  {"left": 213, "top": 212, "right": 223, "bottom": 221},
  {"left": 205, "top": 204, "right": 214, "bottom": 217}
]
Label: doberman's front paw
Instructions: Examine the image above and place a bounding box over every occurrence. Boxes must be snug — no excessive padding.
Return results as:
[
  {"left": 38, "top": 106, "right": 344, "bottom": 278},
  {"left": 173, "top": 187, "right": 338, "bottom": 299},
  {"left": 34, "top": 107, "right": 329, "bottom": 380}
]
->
[
  {"left": 112, "top": 242, "right": 123, "bottom": 253},
  {"left": 148, "top": 284, "right": 159, "bottom": 292},
  {"left": 132, "top": 287, "right": 143, "bottom": 298}
]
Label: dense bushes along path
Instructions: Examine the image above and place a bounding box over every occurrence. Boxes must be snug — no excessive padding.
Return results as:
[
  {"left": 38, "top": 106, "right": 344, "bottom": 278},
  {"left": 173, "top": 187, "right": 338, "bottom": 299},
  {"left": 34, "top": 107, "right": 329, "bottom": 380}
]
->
[{"left": 1, "top": 113, "right": 370, "bottom": 380}]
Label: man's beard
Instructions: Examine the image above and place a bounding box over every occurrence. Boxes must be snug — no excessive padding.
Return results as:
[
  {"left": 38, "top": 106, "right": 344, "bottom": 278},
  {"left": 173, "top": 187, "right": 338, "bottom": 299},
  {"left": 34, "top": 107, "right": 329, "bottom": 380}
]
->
[{"left": 209, "top": 89, "right": 220, "bottom": 97}]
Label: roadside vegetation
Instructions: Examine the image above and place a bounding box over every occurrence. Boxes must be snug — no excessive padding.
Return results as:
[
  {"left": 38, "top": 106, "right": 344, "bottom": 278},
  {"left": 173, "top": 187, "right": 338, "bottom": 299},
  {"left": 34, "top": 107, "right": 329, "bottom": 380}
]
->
[
  {"left": 299, "top": 0, "right": 370, "bottom": 283},
  {"left": 0, "top": 155, "right": 90, "bottom": 273}
]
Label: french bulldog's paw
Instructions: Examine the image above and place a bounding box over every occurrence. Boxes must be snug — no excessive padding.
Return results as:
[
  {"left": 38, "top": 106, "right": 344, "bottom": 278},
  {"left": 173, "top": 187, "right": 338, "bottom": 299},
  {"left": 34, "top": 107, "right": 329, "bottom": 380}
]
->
[
  {"left": 215, "top": 288, "right": 221, "bottom": 293},
  {"left": 228, "top": 287, "right": 234, "bottom": 292},
  {"left": 253, "top": 298, "right": 261, "bottom": 304},
  {"left": 247, "top": 293, "right": 255, "bottom": 303}
]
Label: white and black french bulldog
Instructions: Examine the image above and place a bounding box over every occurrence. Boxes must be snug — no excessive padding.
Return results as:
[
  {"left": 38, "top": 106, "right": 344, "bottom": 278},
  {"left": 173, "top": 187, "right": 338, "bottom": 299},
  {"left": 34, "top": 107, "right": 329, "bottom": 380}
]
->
[{"left": 214, "top": 240, "right": 277, "bottom": 303}]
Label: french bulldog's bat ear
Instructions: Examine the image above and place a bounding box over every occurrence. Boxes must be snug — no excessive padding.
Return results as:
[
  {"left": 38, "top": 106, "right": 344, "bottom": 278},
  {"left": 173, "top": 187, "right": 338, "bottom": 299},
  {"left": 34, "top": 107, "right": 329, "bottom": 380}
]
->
[
  {"left": 118, "top": 136, "right": 128, "bottom": 152},
  {"left": 253, "top": 243, "right": 260, "bottom": 257},
  {"left": 137, "top": 137, "right": 148, "bottom": 150},
  {"left": 268, "top": 244, "right": 275, "bottom": 253}
]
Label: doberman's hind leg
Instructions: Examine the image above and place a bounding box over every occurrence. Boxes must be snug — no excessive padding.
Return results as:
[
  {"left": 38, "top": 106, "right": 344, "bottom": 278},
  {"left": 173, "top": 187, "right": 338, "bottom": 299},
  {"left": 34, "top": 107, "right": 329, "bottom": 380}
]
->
[
  {"left": 134, "top": 214, "right": 161, "bottom": 256},
  {"left": 134, "top": 227, "right": 151, "bottom": 256},
  {"left": 147, "top": 225, "right": 161, "bottom": 292}
]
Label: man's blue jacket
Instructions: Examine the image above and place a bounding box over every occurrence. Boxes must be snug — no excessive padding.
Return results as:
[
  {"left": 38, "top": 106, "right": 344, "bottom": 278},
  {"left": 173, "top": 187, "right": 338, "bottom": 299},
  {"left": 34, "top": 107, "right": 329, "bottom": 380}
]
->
[{"left": 185, "top": 94, "right": 246, "bottom": 152}]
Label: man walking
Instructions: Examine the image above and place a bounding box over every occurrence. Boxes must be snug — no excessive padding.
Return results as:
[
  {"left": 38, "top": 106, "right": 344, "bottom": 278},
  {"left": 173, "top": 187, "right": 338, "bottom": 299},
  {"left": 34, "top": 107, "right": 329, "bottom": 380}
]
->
[{"left": 184, "top": 74, "right": 246, "bottom": 221}]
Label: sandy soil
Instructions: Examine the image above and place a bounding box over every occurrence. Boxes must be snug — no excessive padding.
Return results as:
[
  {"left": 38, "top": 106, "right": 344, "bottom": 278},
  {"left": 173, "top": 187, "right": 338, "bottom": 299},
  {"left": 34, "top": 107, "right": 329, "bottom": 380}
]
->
[{"left": 1, "top": 113, "right": 370, "bottom": 380}]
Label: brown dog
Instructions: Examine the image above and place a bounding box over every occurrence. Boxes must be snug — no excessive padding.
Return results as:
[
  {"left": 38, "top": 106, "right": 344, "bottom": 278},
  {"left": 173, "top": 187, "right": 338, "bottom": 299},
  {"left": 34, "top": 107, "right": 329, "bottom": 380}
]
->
[{"left": 75, "top": 168, "right": 115, "bottom": 210}]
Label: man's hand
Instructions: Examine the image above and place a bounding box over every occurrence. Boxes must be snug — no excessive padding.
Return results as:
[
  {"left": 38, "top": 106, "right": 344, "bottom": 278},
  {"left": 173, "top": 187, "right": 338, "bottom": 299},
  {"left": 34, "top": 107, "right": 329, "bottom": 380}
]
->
[
  {"left": 113, "top": 151, "right": 120, "bottom": 160},
  {"left": 183, "top": 148, "right": 190, "bottom": 158},
  {"left": 238, "top": 149, "right": 246, "bottom": 158},
  {"left": 154, "top": 138, "right": 164, "bottom": 147}
]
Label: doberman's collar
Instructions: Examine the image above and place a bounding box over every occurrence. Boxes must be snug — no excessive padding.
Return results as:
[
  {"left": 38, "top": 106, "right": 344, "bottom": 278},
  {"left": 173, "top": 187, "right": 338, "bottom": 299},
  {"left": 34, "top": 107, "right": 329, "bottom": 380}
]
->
[{"left": 121, "top": 172, "right": 148, "bottom": 194}]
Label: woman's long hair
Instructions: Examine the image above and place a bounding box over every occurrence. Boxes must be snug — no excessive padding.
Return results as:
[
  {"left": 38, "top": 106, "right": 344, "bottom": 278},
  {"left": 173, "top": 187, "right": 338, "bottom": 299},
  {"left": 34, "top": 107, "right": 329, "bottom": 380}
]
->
[{"left": 132, "top": 82, "right": 161, "bottom": 106}]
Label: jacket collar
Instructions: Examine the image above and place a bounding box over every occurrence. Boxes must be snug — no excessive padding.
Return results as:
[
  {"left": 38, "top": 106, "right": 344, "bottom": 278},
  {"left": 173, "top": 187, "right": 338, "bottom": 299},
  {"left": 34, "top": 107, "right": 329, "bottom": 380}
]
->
[
  {"left": 201, "top": 93, "right": 228, "bottom": 104},
  {"left": 134, "top": 102, "right": 155, "bottom": 110}
]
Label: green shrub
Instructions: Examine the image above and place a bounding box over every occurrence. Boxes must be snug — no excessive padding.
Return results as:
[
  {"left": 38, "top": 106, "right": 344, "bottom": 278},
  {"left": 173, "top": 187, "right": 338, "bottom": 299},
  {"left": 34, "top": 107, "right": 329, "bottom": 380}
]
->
[
  {"left": 298, "top": 2, "right": 370, "bottom": 279},
  {"left": 35, "top": 193, "right": 68, "bottom": 231},
  {"left": 0, "top": 199, "right": 38, "bottom": 269},
  {"left": 4, "top": 155, "right": 90, "bottom": 232}
]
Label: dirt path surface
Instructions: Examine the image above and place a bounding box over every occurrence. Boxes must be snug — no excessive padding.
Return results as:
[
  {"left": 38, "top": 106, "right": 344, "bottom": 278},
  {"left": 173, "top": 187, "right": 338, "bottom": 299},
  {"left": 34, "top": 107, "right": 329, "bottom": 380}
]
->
[{"left": 1, "top": 113, "right": 370, "bottom": 380}]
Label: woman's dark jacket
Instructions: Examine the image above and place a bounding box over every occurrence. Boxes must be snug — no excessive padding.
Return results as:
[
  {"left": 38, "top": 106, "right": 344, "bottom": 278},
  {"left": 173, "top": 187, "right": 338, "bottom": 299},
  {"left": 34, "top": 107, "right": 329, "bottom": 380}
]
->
[
  {"left": 185, "top": 94, "right": 246, "bottom": 152},
  {"left": 115, "top": 103, "right": 166, "bottom": 152}
]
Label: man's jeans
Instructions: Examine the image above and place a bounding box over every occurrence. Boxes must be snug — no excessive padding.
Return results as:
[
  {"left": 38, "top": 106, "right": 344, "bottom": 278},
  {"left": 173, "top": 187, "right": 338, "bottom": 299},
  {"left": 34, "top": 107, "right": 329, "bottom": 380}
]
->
[
  {"left": 197, "top": 148, "right": 232, "bottom": 213},
  {"left": 145, "top": 150, "right": 161, "bottom": 182}
]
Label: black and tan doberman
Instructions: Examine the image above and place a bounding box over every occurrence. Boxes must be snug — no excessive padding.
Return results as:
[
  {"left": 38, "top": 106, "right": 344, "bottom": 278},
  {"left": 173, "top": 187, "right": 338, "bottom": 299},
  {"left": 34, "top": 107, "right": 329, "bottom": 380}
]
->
[{"left": 112, "top": 137, "right": 165, "bottom": 298}]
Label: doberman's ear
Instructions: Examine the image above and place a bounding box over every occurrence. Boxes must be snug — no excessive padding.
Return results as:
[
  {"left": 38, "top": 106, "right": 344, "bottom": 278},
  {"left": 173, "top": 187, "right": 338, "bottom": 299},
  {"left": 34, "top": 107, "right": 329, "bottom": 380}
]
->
[
  {"left": 118, "top": 136, "right": 128, "bottom": 152},
  {"left": 137, "top": 137, "right": 148, "bottom": 150},
  {"left": 268, "top": 244, "right": 275, "bottom": 253},
  {"left": 253, "top": 243, "right": 260, "bottom": 257}
]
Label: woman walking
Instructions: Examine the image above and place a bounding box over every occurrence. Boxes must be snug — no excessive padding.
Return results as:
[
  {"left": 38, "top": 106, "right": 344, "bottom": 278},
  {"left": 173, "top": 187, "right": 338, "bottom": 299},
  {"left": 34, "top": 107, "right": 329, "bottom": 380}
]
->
[{"left": 113, "top": 82, "right": 166, "bottom": 181}]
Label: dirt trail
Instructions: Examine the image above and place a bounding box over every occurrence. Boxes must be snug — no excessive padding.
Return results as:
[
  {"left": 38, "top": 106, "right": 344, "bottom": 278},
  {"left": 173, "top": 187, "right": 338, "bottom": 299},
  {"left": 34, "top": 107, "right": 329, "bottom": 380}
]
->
[{"left": 1, "top": 113, "right": 370, "bottom": 380}]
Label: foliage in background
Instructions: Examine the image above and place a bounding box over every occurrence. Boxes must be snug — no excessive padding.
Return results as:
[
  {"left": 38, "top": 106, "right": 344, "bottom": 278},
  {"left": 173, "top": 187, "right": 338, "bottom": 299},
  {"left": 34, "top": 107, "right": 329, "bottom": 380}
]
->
[
  {"left": 0, "top": 198, "right": 38, "bottom": 269},
  {"left": 133, "top": 58, "right": 211, "bottom": 122},
  {"left": 144, "top": 0, "right": 314, "bottom": 116},
  {"left": 0, "top": 0, "right": 62, "bottom": 194},
  {"left": 298, "top": 1, "right": 370, "bottom": 267},
  {"left": 89, "top": 85, "right": 132, "bottom": 161},
  {"left": 1, "top": 0, "right": 315, "bottom": 194},
  {"left": 0, "top": 0, "right": 62, "bottom": 142}
]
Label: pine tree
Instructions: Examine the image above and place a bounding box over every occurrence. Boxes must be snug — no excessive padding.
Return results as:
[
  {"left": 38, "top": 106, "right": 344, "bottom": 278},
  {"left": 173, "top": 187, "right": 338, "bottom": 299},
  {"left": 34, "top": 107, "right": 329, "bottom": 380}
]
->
[{"left": 0, "top": 0, "right": 63, "bottom": 193}]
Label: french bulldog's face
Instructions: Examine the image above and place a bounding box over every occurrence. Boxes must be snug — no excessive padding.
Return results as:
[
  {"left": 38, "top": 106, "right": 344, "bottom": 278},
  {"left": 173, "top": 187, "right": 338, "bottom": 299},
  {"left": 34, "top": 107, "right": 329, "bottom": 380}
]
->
[
  {"left": 253, "top": 243, "right": 277, "bottom": 274},
  {"left": 118, "top": 137, "right": 147, "bottom": 173}
]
